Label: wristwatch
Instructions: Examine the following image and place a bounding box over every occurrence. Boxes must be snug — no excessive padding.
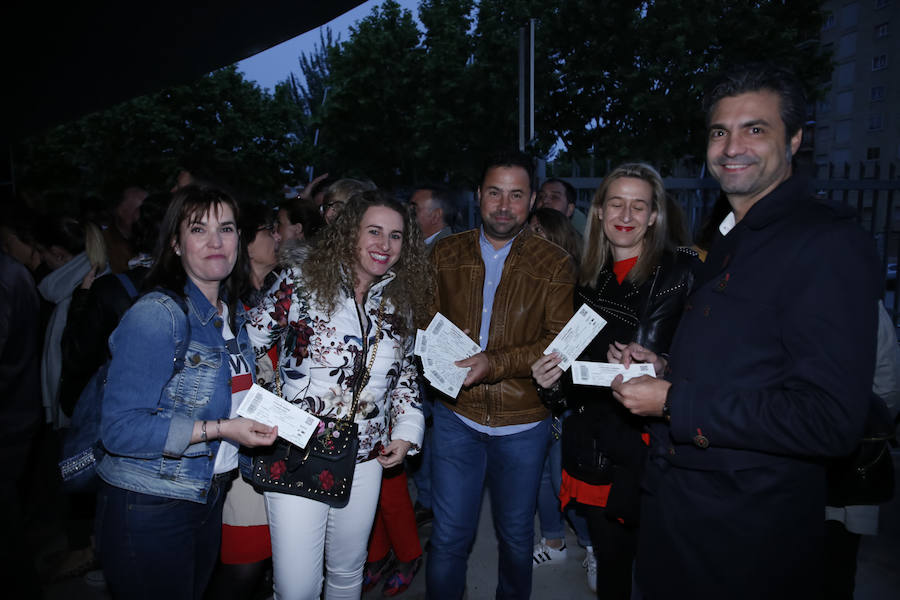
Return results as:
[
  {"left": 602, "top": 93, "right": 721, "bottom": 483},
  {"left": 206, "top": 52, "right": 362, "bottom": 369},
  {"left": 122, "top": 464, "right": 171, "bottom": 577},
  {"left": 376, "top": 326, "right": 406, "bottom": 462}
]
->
[{"left": 661, "top": 398, "right": 671, "bottom": 423}]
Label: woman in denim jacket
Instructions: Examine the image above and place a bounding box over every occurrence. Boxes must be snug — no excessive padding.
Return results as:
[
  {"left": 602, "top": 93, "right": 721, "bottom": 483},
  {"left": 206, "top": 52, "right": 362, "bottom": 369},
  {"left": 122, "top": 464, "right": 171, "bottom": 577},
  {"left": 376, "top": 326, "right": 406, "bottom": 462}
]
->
[
  {"left": 96, "top": 186, "right": 277, "bottom": 600},
  {"left": 247, "top": 190, "right": 433, "bottom": 599}
]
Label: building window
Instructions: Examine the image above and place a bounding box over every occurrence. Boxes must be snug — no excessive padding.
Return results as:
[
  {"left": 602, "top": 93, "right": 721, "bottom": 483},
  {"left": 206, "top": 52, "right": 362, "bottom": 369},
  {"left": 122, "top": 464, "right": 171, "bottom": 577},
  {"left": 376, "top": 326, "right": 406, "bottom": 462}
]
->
[
  {"left": 867, "top": 147, "right": 881, "bottom": 160},
  {"left": 875, "top": 23, "right": 889, "bottom": 38},
  {"left": 823, "top": 13, "right": 836, "bottom": 30},
  {"left": 842, "top": 2, "right": 860, "bottom": 26},
  {"left": 868, "top": 114, "right": 885, "bottom": 130},
  {"left": 836, "top": 91, "right": 854, "bottom": 114},
  {"left": 837, "top": 33, "right": 858, "bottom": 59},
  {"left": 871, "top": 85, "right": 886, "bottom": 101},
  {"left": 872, "top": 54, "right": 888, "bottom": 70},
  {"left": 837, "top": 61, "right": 855, "bottom": 86}
]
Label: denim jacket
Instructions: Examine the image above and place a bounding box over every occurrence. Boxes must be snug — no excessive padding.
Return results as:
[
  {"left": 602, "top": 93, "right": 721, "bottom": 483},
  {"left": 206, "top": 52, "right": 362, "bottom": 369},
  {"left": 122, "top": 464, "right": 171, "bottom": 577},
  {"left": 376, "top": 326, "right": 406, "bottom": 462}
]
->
[{"left": 97, "top": 281, "right": 255, "bottom": 503}]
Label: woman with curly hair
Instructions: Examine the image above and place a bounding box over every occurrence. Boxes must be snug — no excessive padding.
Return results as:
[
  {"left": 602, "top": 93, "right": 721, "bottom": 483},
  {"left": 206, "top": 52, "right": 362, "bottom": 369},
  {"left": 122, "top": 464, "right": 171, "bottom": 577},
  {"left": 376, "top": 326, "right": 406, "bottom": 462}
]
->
[{"left": 247, "top": 189, "right": 432, "bottom": 599}]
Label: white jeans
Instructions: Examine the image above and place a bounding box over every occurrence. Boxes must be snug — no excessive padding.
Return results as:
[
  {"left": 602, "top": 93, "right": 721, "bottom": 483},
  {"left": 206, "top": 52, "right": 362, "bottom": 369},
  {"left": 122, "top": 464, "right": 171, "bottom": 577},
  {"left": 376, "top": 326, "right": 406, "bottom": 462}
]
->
[{"left": 265, "top": 459, "right": 383, "bottom": 600}]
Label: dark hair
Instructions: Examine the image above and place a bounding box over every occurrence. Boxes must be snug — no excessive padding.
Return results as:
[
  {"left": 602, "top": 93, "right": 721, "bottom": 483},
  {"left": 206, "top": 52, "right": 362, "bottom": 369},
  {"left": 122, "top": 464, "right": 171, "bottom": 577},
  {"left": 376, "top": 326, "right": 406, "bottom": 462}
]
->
[
  {"left": 239, "top": 202, "right": 277, "bottom": 248},
  {"left": 665, "top": 195, "right": 693, "bottom": 247},
  {"left": 413, "top": 184, "right": 456, "bottom": 229},
  {"left": 542, "top": 178, "right": 577, "bottom": 205},
  {"left": 278, "top": 196, "right": 325, "bottom": 240},
  {"left": 480, "top": 150, "right": 535, "bottom": 193},
  {"left": 143, "top": 185, "right": 246, "bottom": 329},
  {"left": 132, "top": 192, "right": 172, "bottom": 255},
  {"left": 531, "top": 207, "right": 582, "bottom": 265},
  {"left": 35, "top": 215, "right": 85, "bottom": 255},
  {"left": 301, "top": 189, "right": 434, "bottom": 336},
  {"left": 703, "top": 62, "right": 807, "bottom": 142}
]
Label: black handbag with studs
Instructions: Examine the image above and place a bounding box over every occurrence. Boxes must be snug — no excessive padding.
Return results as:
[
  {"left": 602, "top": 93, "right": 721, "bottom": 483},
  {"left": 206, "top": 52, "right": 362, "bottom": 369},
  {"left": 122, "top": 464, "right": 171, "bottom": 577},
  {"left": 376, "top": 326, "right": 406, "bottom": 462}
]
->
[{"left": 251, "top": 300, "right": 384, "bottom": 508}]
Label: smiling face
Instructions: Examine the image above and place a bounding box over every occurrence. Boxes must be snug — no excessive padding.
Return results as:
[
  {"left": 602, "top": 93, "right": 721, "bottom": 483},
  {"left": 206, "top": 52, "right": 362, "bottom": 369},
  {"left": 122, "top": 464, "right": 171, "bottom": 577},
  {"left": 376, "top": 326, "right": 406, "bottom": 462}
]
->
[
  {"left": 176, "top": 203, "right": 239, "bottom": 298},
  {"left": 706, "top": 90, "right": 802, "bottom": 219},
  {"left": 598, "top": 177, "right": 657, "bottom": 262},
  {"left": 478, "top": 166, "right": 535, "bottom": 249},
  {"left": 354, "top": 205, "right": 404, "bottom": 297}
]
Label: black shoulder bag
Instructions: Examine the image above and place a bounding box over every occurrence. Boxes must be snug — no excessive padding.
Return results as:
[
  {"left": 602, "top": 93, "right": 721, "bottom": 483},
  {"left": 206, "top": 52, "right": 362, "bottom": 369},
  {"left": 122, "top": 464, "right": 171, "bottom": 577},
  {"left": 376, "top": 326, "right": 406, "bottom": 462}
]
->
[{"left": 251, "top": 300, "right": 384, "bottom": 508}]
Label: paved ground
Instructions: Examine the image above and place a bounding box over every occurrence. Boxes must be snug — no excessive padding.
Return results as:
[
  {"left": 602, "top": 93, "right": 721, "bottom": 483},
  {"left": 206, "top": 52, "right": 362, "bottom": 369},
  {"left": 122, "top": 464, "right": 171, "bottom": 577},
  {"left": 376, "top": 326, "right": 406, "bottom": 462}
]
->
[{"left": 35, "top": 452, "right": 900, "bottom": 599}]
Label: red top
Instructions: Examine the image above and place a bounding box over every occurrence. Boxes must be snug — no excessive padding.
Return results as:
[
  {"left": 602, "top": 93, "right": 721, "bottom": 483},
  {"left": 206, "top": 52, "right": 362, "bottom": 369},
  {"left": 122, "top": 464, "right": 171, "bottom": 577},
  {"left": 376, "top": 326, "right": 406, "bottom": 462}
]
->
[{"left": 560, "top": 255, "right": 648, "bottom": 509}]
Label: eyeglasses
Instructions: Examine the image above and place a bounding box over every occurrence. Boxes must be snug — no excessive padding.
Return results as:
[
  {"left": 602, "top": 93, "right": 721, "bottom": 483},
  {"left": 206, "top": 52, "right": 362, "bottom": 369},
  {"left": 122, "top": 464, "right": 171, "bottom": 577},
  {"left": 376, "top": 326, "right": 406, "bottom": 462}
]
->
[{"left": 256, "top": 224, "right": 276, "bottom": 234}]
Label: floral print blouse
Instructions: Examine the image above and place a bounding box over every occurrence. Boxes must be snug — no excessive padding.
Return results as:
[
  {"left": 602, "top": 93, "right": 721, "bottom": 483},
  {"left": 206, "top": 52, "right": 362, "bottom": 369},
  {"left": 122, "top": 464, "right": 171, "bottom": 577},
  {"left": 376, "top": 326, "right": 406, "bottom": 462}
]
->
[{"left": 246, "top": 266, "right": 424, "bottom": 462}]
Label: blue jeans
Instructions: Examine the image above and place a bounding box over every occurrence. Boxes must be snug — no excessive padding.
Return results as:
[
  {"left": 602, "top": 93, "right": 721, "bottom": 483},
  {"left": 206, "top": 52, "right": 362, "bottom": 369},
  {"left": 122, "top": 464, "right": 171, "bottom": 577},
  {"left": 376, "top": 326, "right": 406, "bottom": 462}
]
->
[
  {"left": 96, "top": 478, "right": 226, "bottom": 600},
  {"left": 537, "top": 414, "right": 591, "bottom": 546},
  {"left": 410, "top": 392, "right": 433, "bottom": 508},
  {"left": 426, "top": 401, "right": 550, "bottom": 600}
]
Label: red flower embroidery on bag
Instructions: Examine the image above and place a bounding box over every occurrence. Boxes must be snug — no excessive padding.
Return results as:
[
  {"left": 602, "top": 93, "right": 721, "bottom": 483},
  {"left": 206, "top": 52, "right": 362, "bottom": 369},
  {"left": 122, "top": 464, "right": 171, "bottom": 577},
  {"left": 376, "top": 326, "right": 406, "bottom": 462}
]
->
[
  {"left": 318, "top": 469, "right": 335, "bottom": 490},
  {"left": 270, "top": 460, "right": 287, "bottom": 480}
]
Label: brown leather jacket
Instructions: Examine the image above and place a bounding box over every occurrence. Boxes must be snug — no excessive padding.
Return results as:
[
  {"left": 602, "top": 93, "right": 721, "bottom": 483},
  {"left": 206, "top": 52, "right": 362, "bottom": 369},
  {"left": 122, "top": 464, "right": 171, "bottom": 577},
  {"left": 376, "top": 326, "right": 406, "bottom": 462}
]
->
[{"left": 430, "top": 228, "right": 576, "bottom": 426}]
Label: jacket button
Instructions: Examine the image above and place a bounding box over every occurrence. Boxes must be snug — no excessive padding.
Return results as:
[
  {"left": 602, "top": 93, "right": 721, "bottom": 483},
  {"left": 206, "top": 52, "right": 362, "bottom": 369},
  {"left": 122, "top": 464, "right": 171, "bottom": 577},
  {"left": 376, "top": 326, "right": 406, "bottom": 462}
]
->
[
  {"left": 693, "top": 434, "right": 709, "bottom": 449},
  {"left": 214, "top": 319, "right": 223, "bottom": 329},
  {"left": 191, "top": 354, "right": 201, "bottom": 365},
  {"left": 227, "top": 377, "right": 232, "bottom": 386}
]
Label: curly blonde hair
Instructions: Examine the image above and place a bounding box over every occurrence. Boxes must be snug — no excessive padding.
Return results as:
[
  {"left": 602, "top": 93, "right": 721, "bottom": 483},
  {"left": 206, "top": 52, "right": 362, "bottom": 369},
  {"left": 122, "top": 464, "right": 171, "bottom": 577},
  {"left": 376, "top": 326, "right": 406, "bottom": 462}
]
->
[{"left": 301, "top": 190, "right": 434, "bottom": 337}]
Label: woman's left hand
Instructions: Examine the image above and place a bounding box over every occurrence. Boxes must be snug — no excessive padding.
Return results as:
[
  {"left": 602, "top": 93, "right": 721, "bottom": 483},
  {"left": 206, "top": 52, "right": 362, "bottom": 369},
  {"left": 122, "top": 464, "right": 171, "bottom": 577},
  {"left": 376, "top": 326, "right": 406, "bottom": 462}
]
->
[{"left": 376, "top": 439, "right": 412, "bottom": 469}]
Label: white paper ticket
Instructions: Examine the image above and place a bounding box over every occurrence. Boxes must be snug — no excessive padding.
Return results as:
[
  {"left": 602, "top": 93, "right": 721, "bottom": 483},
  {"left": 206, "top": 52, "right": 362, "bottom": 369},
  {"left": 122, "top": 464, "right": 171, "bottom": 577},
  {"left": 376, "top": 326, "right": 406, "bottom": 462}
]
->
[
  {"left": 416, "top": 313, "right": 479, "bottom": 399},
  {"left": 237, "top": 383, "right": 321, "bottom": 448},
  {"left": 571, "top": 361, "right": 656, "bottom": 387},
  {"left": 424, "top": 313, "right": 482, "bottom": 359},
  {"left": 543, "top": 304, "right": 607, "bottom": 371}
]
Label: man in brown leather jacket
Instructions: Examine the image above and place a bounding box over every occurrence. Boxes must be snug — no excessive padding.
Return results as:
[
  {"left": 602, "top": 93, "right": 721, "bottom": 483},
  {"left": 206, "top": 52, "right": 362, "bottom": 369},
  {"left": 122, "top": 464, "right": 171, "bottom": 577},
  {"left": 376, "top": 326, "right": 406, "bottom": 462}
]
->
[{"left": 425, "top": 151, "right": 576, "bottom": 599}]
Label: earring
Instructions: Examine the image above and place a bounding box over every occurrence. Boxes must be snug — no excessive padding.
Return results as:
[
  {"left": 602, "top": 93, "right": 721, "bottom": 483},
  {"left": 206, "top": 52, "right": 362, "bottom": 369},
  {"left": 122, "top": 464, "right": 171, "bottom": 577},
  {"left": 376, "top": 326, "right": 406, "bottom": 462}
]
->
[{"left": 175, "top": 248, "right": 182, "bottom": 256}]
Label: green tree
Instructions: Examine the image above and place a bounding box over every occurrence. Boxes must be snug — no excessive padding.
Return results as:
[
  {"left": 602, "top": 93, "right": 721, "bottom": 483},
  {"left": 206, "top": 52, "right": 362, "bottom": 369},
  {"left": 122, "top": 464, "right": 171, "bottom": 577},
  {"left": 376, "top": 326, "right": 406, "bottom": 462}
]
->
[
  {"left": 17, "top": 66, "right": 302, "bottom": 205},
  {"left": 538, "top": 0, "right": 830, "bottom": 173},
  {"left": 316, "top": 0, "right": 424, "bottom": 186},
  {"left": 274, "top": 27, "right": 339, "bottom": 176}
]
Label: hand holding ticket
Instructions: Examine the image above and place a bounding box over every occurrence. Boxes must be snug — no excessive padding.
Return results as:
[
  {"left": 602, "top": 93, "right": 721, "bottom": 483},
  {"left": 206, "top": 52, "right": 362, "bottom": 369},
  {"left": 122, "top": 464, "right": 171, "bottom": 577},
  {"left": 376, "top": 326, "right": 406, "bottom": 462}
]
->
[
  {"left": 571, "top": 361, "right": 656, "bottom": 387},
  {"left": 237, "top": 383, "right": 321, "bottom": 448},
  {"left": 544, "top": 304, "right": 607, "bottom": 371},
  {"left": 415, "top": 313, "right": 481, "bottom": 399}
]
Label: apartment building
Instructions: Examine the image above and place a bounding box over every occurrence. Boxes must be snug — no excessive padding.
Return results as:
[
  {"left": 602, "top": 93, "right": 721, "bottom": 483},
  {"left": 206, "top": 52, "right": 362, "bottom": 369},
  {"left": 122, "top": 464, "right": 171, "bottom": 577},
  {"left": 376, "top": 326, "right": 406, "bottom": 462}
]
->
[{"left": 815, "top": 0, "right": 900, "bottom": 175}]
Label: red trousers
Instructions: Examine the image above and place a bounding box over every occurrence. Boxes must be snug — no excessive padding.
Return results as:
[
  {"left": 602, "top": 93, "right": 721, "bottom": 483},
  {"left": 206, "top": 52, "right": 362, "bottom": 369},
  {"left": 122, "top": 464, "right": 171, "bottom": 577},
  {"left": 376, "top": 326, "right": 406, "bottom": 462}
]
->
[{"left": 367, "top": 469, "right": 422, "bottom": 562}]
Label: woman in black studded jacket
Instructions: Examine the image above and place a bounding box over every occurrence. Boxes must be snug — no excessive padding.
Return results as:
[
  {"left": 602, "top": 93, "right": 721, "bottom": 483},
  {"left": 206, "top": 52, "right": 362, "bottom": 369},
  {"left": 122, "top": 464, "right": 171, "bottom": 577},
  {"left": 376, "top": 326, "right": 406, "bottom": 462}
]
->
[{"left": 531, "top": 163, "right": 696, "bottom": 600}]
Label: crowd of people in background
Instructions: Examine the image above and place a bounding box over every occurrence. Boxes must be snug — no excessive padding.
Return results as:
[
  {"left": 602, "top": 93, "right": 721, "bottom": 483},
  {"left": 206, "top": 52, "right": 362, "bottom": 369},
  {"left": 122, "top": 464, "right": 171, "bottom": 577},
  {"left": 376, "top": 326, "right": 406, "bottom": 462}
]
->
[{"left": 1, "top": 61, "right": 897, "bottom": 600}]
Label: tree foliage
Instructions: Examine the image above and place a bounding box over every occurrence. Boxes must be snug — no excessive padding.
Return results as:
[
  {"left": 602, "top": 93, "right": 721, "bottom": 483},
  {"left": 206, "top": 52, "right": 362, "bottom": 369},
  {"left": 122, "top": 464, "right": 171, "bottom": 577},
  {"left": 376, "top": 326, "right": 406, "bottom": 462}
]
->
[
  {"left": 16, "top": 0, "right": 831, "bottom": 207},
  {"left": 17, "top": 65, "right": 303, "bottom": 206}
]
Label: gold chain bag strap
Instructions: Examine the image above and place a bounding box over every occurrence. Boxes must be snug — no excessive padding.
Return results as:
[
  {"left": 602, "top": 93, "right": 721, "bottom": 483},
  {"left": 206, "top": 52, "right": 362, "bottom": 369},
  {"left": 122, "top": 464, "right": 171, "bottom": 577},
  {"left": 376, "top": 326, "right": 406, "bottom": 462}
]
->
[{"left": 252, "top": 298, "right": 385, "bottom": 507}]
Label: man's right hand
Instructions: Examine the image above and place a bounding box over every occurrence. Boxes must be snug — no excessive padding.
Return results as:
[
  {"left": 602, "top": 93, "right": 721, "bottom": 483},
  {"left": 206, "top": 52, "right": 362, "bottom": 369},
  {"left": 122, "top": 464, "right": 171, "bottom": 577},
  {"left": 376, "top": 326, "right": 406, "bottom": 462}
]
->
[
  {"left": 531, "top": 352, "right": 563, "bottom": 389},
  {"left": 456, "top": 353, "right": 490, "bottom": 387}
]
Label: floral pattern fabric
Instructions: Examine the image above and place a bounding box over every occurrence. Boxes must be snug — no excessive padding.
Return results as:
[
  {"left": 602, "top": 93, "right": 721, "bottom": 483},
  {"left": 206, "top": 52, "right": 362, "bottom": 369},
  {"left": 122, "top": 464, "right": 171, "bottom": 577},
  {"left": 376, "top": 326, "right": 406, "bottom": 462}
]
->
[{"left": 246, "top": 266, "right": 424, "bottom": 462}]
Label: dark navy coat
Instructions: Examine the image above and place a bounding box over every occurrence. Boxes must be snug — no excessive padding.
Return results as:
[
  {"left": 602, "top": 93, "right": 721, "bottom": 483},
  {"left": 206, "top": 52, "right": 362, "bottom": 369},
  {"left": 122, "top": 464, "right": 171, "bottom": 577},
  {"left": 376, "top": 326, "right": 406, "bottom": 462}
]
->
[{"left": 636, "top": 174, "right": 881, "bottom": 599}]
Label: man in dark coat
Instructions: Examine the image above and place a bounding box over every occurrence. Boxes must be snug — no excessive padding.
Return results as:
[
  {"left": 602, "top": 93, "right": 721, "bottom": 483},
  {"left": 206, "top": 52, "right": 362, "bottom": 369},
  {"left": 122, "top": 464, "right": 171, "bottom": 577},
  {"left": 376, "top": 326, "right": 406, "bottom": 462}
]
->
[{"left": 610, "top": 63, "right": 881, "bottom": 599}]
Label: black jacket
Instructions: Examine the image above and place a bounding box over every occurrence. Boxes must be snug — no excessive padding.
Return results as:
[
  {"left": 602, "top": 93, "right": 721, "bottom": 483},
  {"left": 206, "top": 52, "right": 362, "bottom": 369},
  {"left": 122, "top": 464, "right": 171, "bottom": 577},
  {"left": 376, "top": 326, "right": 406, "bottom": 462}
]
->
[
  {"left": 59, "top": 267, "right": 147, "bottom": 416},
  {"left": 558, "top": 248, "right": 697, "bottom": 522}
]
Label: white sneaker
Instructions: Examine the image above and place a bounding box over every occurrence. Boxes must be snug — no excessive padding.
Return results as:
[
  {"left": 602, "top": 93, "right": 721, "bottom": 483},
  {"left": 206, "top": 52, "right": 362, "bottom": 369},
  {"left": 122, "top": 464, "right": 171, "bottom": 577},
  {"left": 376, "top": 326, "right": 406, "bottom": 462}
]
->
[
  {"left": 532, "top": 537, "right": 567, "bottom": 567},
  {"left": 582, "top": 547, "right": 597, "bottom": 593}
]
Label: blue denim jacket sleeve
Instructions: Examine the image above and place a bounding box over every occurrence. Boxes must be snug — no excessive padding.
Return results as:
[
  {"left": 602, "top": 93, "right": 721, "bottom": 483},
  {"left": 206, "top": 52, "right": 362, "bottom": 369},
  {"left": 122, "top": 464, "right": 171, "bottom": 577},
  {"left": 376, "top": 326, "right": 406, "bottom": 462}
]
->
[{"left": 101, "top": 295, "right": 194, "bottom": 458}]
